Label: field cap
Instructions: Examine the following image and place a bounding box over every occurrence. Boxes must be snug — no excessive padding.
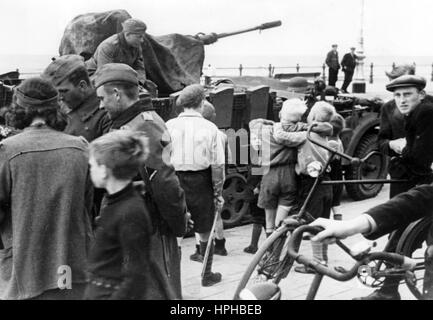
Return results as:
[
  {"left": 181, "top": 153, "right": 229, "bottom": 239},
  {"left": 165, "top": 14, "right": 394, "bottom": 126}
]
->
[
  {"left": 386, "top": 75, "right": 426, "bottom": 92},
  {"left": 94, "top": 63, "right": 139, "bottom": 88},
  {"left": 122, "top": 18, "right": 147, "bottom": 34},
  {"left": 42, "top": 54, "right": 86, "bottom": 86}
]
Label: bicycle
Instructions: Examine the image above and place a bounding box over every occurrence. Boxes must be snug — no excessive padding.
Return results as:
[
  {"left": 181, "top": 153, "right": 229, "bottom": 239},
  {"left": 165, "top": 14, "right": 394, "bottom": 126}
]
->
[
  {"left": 233, "top": 124, "right": 427, "bottom": 300},
  {"left": 279, "top": 224, "right": 422, "bottom": 300}
]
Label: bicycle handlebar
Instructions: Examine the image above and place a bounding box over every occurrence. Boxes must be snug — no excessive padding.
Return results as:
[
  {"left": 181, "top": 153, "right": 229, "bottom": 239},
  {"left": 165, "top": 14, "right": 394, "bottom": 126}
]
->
[
  {"left": 306, "top": 124, "right": 378, "bottom": 167},
  {"left": 287, "top": 225, "right": 415, "bottom": 282}
]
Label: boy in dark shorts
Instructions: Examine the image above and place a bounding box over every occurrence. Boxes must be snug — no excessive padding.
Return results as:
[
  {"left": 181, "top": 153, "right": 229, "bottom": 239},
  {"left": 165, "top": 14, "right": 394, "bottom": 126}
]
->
[{"left": 251, "top": 99, "right": 332, "bottom": 236}]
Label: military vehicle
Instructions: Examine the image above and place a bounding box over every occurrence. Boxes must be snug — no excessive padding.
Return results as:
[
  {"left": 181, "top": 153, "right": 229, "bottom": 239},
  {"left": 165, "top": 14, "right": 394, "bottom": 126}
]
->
[{"left": 0, "top": 10, "right": 387, "bottom": 229}]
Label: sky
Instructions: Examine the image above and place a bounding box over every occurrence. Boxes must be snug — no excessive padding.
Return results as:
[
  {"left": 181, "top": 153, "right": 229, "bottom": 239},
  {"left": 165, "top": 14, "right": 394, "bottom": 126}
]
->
[{"left": 1, "top": 0, "right": 433, "bottom": 57}]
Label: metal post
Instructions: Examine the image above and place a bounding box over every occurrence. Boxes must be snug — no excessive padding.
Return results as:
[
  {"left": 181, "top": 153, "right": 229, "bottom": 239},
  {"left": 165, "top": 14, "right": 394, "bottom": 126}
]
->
[
  {"left": 392, "top": 62, "right": 396, "bottom": 69},
  {"left": 431, "top": 63, "right": 433, "bottom": 82},
  {"left": 370, "top": 62, "right": 374, "bottom": 84},
  {"left": 296, "top": 63, "right": 300, "bottom": 73},
  {"left": 239, "top": 64, "right": 243, "bottom": 76},
  {"left": 322, "top": 63, "right": 326, "bottom": 81},
  {"left": 268, "top": 64, "right": 273, "bottom": 77}
]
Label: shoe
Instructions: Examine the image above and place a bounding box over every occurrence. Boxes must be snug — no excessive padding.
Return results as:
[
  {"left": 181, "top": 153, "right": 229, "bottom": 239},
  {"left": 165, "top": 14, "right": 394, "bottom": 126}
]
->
[
  {"left": 294, "top": 265, "right": 317, "bottom": 274},
  {"left": 201, "top": 272, "right": 222, "bottom": 287},
  {"left": 190, "top": 251, "right": 203, "bottom": 263},
  {"left": 352, "top": 289, "right": 401, "bottom": 300},
  {"left": 214, "top": 238, "right": 228, "bottom": 256},
  {"left": 243, "top": 245, "right": 258, "bottom": 254},
  {"left": 190, "top": 244, "right": 203, "bottom": 263}
]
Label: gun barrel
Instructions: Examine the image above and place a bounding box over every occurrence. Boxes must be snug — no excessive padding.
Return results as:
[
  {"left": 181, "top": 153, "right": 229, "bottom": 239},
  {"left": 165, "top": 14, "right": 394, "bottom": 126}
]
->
[{"left": 216, "top": 20, "right": 282, "bottom": 39}]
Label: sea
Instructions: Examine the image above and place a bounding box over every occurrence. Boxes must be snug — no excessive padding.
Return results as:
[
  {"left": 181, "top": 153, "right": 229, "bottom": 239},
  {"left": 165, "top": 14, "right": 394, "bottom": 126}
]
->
[{"left": 2, "top": 53, "right": 433, "bottom": 94}]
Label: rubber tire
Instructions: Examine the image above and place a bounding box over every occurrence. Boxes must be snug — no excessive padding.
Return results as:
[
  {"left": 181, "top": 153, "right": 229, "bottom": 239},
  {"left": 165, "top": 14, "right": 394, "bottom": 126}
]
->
[
  {"left": 345, "top": 133, "right": 388, "bottom": 200},
  {"left": 396, "top": 216, "right": 432, "bottom": 300},
  {"left": 233, "top": 224, "right": 296, "bottom": 300}
]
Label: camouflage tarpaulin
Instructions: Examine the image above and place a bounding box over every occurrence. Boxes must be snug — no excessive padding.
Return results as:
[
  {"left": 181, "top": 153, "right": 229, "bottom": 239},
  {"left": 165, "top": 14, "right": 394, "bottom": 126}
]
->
[{"left": 59, "top": 10, "right": 204, "bottom": 95}]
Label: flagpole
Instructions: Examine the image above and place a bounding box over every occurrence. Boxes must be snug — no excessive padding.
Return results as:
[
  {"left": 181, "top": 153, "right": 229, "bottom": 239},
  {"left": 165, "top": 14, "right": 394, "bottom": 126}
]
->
[{"left": 353, "top": 0, "right": 366, "bottom": 93}]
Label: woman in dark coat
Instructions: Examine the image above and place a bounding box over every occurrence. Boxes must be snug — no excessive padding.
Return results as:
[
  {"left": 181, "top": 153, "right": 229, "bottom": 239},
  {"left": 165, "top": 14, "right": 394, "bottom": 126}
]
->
[{"left": 0, "top": 77, "right": 93, "bottom": 299}]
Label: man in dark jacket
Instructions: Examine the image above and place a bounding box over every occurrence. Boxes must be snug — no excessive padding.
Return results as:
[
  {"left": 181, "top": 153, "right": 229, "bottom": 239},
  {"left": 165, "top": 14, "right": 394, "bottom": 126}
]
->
[
  {"left": 310, "top": 183, "right": 433, "bottom": 300},
  {"left": 42, "top": 54, "right": 111, "bottom": 142},
  {"left": 378, "top": 66, "right": 433, "bottom": 198},
  {"left": 340, "top": 47, "right": 357, "bottom": 93},
  {"left": 93, "top": 63, "right": 189, "bottom": 299},
  {"left": 325, "top": 44, "right": 340, "bottom": 87},
  {"left": 348, "top": 75, "right": 433, "bottom": 300}
]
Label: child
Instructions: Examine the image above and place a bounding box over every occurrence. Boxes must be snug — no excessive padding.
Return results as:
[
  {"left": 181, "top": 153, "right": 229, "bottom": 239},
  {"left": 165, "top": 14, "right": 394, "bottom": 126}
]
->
[
  {"left": 293, "top": 101, "right": 336, "bottom": 274},
  {"left": 329, "top": 113, "right": 345, "bottom": 220},
  {"left": 84, "top": 130, "right": 165, "bottom": 299},
  {"left": 250, "top": 99, "right": 332, "bottom": 237}
]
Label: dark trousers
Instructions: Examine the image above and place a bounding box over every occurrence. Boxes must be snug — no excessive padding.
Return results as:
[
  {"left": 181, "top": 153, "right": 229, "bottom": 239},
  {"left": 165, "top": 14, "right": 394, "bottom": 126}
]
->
[
  {"left": 328, "top": 68, "right": 339, "bottom": 87},
  {"left": 341, "top": 70, "right": 354, "bottom": 92}
]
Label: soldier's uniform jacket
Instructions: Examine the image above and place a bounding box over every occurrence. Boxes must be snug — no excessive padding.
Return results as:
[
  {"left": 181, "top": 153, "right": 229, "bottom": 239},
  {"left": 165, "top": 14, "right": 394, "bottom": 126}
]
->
[
  {"left": 110, "top": 98, "right": 188, "bottom": 299},
  {"left": 86, "top": 32, "right": 147, "bottom": 82},
  {"left": 64, "top": 92, "right": 111, "bottom": 142}
]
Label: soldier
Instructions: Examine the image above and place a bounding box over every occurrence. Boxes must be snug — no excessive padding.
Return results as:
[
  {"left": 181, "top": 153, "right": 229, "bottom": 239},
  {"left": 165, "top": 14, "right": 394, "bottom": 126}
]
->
[
  {"left": 325, "top": 44, "right": 340, "bottom": 87},
  {"left": 42, "top": 54, "right": 111, "bottom": 142},
  {"left": 166, "top": 84, "right": 225, "bottom": 287},
  {"left": 93, "top": 63, "right": 189, "bottom": 299},
  {"left": 86, "top": 18, "right": 148, "bottom": 86}
]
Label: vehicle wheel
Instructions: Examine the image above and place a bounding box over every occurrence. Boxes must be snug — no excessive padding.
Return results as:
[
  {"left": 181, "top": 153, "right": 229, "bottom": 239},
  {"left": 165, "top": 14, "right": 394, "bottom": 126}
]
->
[
  {"left": 221, "top": 173, "right": 250, "bottom": 228},
  {"left": 397, "top": 216, "right": 431, "bottom": 300},
  {"left": 233, "top": 224, "right": 296, "bottom": 300},
  {"left": 345, "top": 133, "right": 388, "bottom": 200}
]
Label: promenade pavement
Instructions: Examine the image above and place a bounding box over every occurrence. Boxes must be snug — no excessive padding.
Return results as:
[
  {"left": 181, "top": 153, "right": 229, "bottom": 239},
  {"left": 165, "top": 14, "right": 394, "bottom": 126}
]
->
[{"left": 180, "top": 184, "right": 417, "bottom": 300}]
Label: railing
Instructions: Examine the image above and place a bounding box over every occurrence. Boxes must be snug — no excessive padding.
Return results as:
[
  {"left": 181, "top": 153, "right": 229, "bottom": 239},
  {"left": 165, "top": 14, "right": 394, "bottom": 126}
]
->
[{"left": 210, "top": 62, "right": 433, "bottom": 83}]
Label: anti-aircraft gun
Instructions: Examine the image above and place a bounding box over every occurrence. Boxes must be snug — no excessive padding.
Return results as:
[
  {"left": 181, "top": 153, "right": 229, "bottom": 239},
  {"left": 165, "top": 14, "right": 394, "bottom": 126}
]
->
[{"left": 194, "top": 21, "right": 282, "bottom": 45}]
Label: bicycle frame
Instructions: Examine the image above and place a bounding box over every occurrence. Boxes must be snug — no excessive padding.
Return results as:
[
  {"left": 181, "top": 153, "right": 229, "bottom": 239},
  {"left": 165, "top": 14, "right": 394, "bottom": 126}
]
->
[{"left": 287, "top": 225, "right": 420, "bottom": 300}]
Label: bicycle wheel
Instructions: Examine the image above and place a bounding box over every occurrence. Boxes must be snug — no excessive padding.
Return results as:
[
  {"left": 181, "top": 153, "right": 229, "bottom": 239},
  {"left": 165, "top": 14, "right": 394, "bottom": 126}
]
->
[
  {"left": 396, "top": 216, "right": 431, "bottom": 300},
  {"left": 233, "top": 224, "right": 297, "bottom": 299}
]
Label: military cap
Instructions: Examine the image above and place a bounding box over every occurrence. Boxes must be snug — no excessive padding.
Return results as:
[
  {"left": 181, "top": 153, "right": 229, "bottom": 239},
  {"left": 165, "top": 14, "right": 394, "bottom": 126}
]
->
[
  {"left": 385, "top": 64, "right": 416, "bottom": 80},
  {"left": 176, "top": 84, "right": 205, "bottom": 109},
  {"left": 41, "top": 54, "right": 86, "bottom": 86},
  {"left": 122, "top": 18, "right": 147, "bottom": 34},
  {"left": 385, "top": 75, "right": 426, "bottom": 92},
  {"left": 93, "top": 63, "right": 139, "bottom": 88}
]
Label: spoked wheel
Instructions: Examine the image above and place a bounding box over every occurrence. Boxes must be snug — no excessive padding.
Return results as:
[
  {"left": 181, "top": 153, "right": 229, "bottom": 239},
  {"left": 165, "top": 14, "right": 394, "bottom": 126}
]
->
[
  {"left": 357, "top": 259, "right": 388, "bottom": 288},
  {"left": 397, "top": 216, "right": 431, "bottom": 300},
  {"left": 233, "top": 224, "right": 297, "bottom": 300},
  {"left": 221, "top": 173, "right": 251, "bottom": 228}
]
